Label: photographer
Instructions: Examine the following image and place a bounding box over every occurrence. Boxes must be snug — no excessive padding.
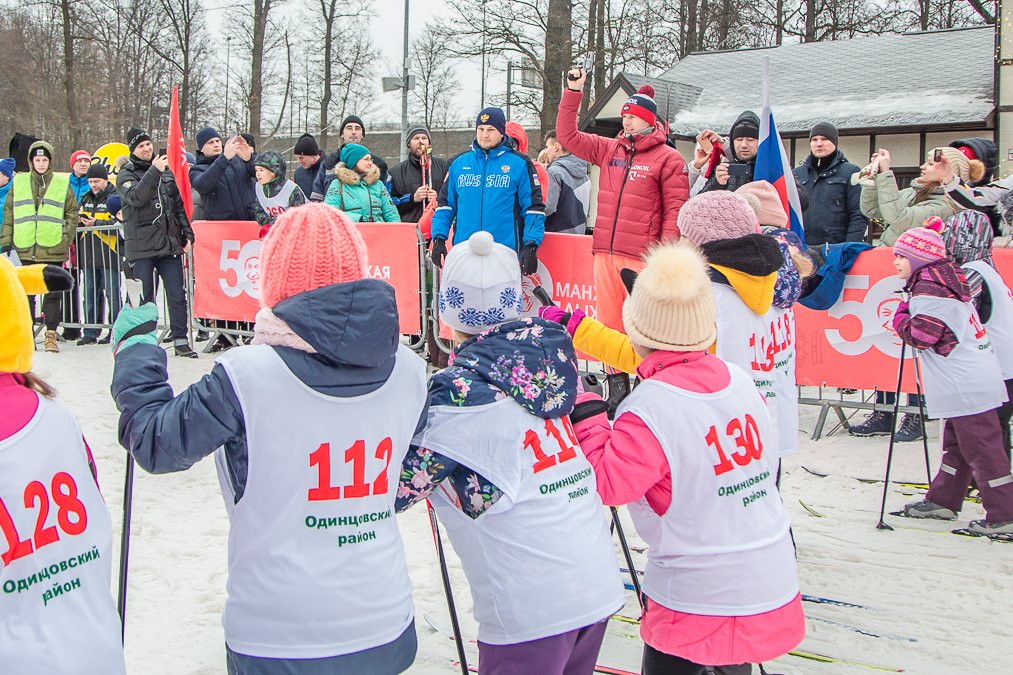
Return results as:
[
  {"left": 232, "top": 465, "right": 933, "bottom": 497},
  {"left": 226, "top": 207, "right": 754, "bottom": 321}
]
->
[
  {"left": 859, "top": 147, "right": 967, "bottom": 247},
  {"left": 698, "top": 111, "right": 760, "bottom": 193}
]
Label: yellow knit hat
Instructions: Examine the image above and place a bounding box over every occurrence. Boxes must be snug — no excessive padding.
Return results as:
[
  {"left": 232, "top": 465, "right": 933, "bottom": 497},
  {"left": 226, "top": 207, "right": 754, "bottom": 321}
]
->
[
  {"left": 0, "top": 257, "right": 74, "bottom": 372},
  {"left": 622, "top": 240, "right": 717, "bottom": 352}
]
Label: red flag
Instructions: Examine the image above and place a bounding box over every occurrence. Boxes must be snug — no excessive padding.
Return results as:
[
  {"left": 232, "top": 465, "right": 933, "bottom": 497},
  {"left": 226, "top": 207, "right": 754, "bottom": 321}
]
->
[{"left": 168, "top": 87, "right": 194, "bottom": 221}]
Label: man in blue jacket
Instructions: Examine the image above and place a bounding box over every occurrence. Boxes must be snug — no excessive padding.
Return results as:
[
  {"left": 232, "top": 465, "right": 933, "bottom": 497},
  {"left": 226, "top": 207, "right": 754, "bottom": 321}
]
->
[
  {"left": 429, "top": 107, "right": 545, "bottom": 274},
  {"left": 189, "top": 127, "right": 257, "bottom": 221}
]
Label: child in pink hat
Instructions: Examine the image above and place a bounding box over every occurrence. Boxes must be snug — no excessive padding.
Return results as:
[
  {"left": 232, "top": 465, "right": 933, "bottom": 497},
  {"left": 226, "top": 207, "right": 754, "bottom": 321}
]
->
[
  {"left": 892, "top": 220, "right": 1013, "bottom": 538},
  {"left": 108, "top": 203, "right": 429, "bottom": 674}
]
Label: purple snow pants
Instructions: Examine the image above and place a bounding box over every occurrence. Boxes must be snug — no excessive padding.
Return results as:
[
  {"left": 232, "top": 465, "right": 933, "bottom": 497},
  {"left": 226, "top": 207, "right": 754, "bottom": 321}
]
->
[
  {"left": 477, "top": 620, "right": 609, "bottom": 675},
  {"left": 926, "top": 409, "right": 1013, "bottom": 522}
]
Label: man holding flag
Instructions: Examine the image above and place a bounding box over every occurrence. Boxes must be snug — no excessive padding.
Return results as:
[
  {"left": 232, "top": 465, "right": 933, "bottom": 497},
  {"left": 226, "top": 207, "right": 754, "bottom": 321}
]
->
[{"left": 116, "top": 121, "right": 196, "bottom": 358}]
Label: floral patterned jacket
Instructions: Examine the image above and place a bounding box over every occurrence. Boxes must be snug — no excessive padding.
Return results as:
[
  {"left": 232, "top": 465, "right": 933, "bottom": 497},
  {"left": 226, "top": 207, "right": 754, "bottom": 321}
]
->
[{"left": 395, "top": 318, "right": 579, "bottom": 519}]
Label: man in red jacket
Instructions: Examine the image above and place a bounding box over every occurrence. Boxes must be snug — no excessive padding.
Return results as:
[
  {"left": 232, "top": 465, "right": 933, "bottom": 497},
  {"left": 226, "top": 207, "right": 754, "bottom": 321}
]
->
[{"left": 556, "top": 67, "right": 688, "bottom": 410}]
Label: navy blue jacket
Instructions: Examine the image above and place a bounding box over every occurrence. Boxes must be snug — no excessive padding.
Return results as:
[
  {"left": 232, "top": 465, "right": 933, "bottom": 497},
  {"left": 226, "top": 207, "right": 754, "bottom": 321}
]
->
[
  {"left": 431, "top": 139, "right": 545, "bottom": 253},
  {"left": 189, "top": 151, "right": 257, "bottom": 221},
  {"left": 793, "top": 150, "right": 868, "bottom": 246},
  {"left": 292, "top": 155, "right": 322, "bottom": 203},
  {"left": 112, "top": 280, "right": 420, "bottom": 502}
]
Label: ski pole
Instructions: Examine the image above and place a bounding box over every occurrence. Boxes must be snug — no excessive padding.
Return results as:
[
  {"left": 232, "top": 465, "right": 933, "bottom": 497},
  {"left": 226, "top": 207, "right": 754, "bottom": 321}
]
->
[
  {"left": 426, "top": 499, "right": 469, "bottom": 675},
  {"left": 610, "top": 506, "right": 645, "bottom": 613},
  {"left": 910, "top": 351, "right": 934, "bottom": 486},
  {"left": 117, "top": 454, "right": 134, "bottom": 639},
  {"left": 877, "top": 341, "right": 907, "bottom": 531}
]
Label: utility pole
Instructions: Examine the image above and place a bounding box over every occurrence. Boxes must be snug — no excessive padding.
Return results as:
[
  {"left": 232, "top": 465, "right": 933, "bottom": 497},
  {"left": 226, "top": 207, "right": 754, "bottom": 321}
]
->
[
  {"left": 506, "top": 62, "right": 512, "bottom": 122},
  {"left": 401, "top": 0, "right": 410, "bottom": 162},
  {"left": 224, "top": 36, "right": 232, "bottom": 131}
]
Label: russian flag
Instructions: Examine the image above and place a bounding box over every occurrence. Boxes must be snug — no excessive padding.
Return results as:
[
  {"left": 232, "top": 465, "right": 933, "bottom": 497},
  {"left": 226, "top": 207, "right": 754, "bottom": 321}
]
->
[{"left": 753, "top": 57, "right": 806, "bottom": 245}]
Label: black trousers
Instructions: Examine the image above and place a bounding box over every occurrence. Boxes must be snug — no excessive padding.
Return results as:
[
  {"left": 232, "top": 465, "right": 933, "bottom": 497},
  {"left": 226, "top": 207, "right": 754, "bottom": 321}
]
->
[
  {"left": 28, "top": 292, "right": 63, "bottom": 331},
  {"left": 642, "top": 645, "right": 751, "bottom": 675},
  {"left": 132, "top": 255, "right": 189, "bottom": 341}
]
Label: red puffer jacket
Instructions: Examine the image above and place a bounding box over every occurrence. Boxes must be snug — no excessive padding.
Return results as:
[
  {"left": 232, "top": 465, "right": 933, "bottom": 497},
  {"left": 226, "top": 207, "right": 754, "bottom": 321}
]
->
[{"left": 556, "top": 88, "right": 688, "bottom": 258}]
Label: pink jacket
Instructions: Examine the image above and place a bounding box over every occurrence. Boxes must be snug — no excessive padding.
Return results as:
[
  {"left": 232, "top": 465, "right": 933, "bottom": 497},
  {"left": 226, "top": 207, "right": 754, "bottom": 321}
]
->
[
  {"left": 556, "top": 89, "right": 688, "bottom": 258},
  {"left": 574, "top": 351, "right": 804, "bottom": 665}
]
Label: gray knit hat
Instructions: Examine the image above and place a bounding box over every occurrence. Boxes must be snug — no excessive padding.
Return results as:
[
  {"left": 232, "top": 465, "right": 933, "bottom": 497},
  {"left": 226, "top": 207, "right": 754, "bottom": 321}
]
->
[{"left": 405, "top": 123, "right": 430, "bottom": 146}]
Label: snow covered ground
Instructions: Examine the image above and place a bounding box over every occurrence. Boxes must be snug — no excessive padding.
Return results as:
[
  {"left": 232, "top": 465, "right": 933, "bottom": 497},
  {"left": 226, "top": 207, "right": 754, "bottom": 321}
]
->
[{"left": 30, "top": 342, "right": 1013, "bottom": 674}]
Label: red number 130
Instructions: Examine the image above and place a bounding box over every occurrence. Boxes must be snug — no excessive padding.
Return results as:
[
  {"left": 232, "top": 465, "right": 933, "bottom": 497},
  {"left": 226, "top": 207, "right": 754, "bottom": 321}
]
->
[{"left": 706, "top": 415, "right": 764, "bottom": 476}]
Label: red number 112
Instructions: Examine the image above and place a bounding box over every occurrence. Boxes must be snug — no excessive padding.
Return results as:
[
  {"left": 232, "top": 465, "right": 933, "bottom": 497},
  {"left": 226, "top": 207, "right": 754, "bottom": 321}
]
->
[{"left": 308, "top": 439, "right": 394, "bottom": 501}]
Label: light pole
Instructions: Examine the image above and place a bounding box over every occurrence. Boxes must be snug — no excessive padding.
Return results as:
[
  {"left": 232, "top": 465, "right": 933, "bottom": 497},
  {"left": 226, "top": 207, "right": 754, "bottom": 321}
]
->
[
  {"left": 224, "top": 36, "right": 232, "bottom": 131},
  {"left": 400, "top": 0, "right": 410, "bottom": 162},
  {"left": 480, "top": 0, "right": 487, "bottom": 109}
]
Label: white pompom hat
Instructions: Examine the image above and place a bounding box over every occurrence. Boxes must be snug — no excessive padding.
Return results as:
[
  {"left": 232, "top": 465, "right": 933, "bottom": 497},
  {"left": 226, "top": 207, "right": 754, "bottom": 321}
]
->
[{"left": 439, "top": 231, "right": 523, "bottom": 334}]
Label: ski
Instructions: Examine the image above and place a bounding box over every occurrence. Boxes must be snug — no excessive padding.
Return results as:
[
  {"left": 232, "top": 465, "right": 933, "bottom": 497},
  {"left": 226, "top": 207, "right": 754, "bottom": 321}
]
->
[
  {"left": 801, "top": 594, "right": 878, "bottom": 612},
  {"left": 786, "top": 649, "right": 905, "bottom": 672},
  {"left": 806, "top": 615, "right": 916, "bottom": 642},
  {"left": 425, "top": 614, "right": 476, "bottom": 644},
  {"left": 950, "top": 528, "right": 1013, "bottom": 543},
  {"left": 800, "top": 500, "right": 956, "bottom": 536},
  {"left": 801, "top": 466, "right": 928, "bottom": 489},
  {"left": 610, "top": 614, "right": 640, "bottom": 626},
  {"left": 594, "top": 666, "right": 638, "bottom": 675},
  {"left": 450, "top": 661, "right": 478, "bottom": 673}
]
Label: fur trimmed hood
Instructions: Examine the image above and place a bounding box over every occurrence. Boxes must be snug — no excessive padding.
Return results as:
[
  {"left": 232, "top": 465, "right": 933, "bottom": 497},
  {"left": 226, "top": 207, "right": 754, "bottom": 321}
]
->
[{"left": 334, "top": 162, "right": 381, "bottom": 186}]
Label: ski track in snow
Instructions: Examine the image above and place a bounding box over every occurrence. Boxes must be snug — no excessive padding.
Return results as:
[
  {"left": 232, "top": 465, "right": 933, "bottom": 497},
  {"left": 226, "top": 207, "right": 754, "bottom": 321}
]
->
[{"left": 34, "top": 344, "right": 1013, "bottom": 674}]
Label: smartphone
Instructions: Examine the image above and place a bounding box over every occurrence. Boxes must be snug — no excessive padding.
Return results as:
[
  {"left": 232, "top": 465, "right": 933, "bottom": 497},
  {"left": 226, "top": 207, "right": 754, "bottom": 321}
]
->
[
  {"left": 933, "top": 148, "right": 942, "bottom": 162},
  {"left": 158, "top": 147, "right": 167, "bottom": 157},
  {"left": 124, "top": 279, "right": 144, "bottom": 308},
  {"left": 582, "top": 52, "right": 594, "bottom": 71},
  {"left": 727, "top": 163, "right": 751, "bottom": 176}
]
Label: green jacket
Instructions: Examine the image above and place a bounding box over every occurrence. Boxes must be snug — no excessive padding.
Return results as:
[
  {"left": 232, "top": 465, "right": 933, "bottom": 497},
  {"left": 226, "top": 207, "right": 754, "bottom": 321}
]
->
[
  {"left": 323, "top": 163, "right": 400, "bottom": 223},
  {"left": 860, "top": 171, "right": 962, "bottom": 247},
  {"left": 1, "top": 141, "right": 79, "bottom": 263}
]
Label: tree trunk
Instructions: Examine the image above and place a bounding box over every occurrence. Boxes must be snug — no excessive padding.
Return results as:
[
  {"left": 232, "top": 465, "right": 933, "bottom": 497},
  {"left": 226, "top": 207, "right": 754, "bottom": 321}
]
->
[
  {"left": 920, "top": 0, "right": 929, "bottom": 30},
  {"left": 581, "top": 0, "right": 597, "bottom": 114},
  {"left": 248, "top": 0, "right": 271, "bottom": 144},
  {"left": 319, "top": 0, "right": 335, "bottom": 151},
  {"left": 775, "top": 0, "right": 783, "bottom": 45},
  {"left": 59, "top": 0, "right": 82, "bottom": 150},
  {"left": 804, "top": 0, "right": 816, "bottom": 42},
  {"left": 543, "top": 0, "right": 572, "bottom": 136},
  {"left": 686, "top": 0, "right": 698, "bottom": 54},
  {"left": 594, "top": 0, "right": 605, "bottom": 100}
]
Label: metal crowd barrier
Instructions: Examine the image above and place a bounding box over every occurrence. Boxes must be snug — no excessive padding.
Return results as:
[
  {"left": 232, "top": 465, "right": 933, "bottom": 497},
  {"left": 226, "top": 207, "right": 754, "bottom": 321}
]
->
[{"left": 30, "top": 224, "right": 187, "bottom": 347}]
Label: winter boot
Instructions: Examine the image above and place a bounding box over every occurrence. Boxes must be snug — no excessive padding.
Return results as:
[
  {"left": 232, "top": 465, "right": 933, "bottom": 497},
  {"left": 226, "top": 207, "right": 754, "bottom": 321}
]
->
[
  {"left": 44, "top": 330, "right": 59, "bottom": 353},
  {"left": 174, "top": 342, "right": 198, "bottom": 359},
  {"left": 61, "top": 327, "right": 81, "bottom": 341},
  {"left": 605, "top": 372, "right": 630, "bottom": 420},
  {"left": 966, "top": 519, "right": 1013, "bottom": 537},
  {"left": 76, "top": 336, "right": 98, "bottom": 346},
  {"left": 848, "top": 410, "right": 894, "bottom": 437},
  {"left": 901, "top": 499, "right": 957, "bottom": 520},
  {"left": 895, "top": 414, "right": 924, "bottom": 442}
]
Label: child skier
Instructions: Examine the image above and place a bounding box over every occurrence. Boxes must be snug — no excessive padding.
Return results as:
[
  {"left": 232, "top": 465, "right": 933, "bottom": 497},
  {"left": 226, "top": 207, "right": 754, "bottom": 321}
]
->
[
  {"left": 940, "top": 212, "right": 1013, "bottom": 462},
  {"left": 396, "top": 231, "right": 625, "bottom": 675},
  {"left": 892, "top": 222, "right": 1013, "bottom": 537},
  {"left": 541, "top": 192, "right": 799, "bottom": 460},
  {"left": 253, "top": 150, "right": 307, "bottom": 238},
  {"left": 110, "top": 203, "right": 428, "bottom": 674},
  {"left": 571, "top": 240, "right": 804, "bottom": 675},
  {"left": 0, "top": 258, "right": 127, "bottom": 675}
]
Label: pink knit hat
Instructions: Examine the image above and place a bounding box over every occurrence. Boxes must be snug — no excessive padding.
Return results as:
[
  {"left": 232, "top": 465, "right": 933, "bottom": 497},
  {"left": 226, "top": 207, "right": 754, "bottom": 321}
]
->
[
  {"left": 893, "top": 219, "right": 946, "bottom": 274},
  {"left": 676, "top": 191, "right": 760, "bottom": 245},
  {"left": 259, "top": 203, "right": 368, "bottom": 308}
]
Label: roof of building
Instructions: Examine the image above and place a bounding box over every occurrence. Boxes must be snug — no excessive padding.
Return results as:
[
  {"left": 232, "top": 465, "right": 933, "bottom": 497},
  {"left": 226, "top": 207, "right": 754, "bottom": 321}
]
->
[{"left": 656, "top": 26, "right": 994, "bottom": 138}]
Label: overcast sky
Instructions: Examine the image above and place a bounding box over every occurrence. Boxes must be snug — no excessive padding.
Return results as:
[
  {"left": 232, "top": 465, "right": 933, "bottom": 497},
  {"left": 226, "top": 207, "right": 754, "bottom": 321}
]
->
[{"left": 205, "top": 0, "right": 497, "bottom": 130}]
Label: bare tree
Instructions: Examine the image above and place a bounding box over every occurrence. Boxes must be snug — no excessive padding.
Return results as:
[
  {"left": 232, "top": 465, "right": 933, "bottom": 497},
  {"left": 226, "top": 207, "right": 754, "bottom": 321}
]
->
[{"left": 410, "top": 28, "right": 460, "bottom": 129}]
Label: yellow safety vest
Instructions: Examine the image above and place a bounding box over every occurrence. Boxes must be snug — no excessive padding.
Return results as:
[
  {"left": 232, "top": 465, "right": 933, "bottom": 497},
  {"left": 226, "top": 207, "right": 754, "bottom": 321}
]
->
[{"left": 12, "top": 172, "right": 69, "bottom": 249}]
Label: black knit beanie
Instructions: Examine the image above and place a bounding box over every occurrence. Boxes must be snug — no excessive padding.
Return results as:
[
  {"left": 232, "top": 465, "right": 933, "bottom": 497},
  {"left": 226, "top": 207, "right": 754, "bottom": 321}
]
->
[
  {"left": 86, "top": 163, "right": 109, "bottom": 180},
  {"left": 809, "top": 121, "right": 839, "bottom": 147},
  {"left": 127, "top": 127, "right": 151, "bottom": 152},
  {"left": 294, "top": 133, "right": 319, "bottom": 156}
]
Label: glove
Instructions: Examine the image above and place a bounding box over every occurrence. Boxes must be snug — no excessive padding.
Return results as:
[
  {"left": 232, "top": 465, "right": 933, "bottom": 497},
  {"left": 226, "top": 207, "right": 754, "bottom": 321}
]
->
[
  {"left": 538, "top": 305, "right": 567, "bottom": 324},
  {"left": 430, "top": 237, "right": 447, "bottom": 268},
  {"left": 111, "top": 302, "right": 159, "bottom": 355},
  {"left": 0, "top": 245, "right": 10, "bottom": 255},
  {"left": 891, "top": 300, "right": 910, "bottom": 334},
  {"left": 519, "top": 243, "right": 539, "bottom": 276}
]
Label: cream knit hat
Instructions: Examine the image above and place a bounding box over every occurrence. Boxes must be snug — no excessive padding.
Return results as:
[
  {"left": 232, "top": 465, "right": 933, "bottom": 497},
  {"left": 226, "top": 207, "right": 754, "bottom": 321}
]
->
[{"left": 622, "top": 240, "right": 717, "bottom": 352}]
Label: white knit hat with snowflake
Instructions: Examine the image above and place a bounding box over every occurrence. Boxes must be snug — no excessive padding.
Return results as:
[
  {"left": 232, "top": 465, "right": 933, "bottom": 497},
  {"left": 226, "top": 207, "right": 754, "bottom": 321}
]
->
[{"left": 439, "top": 231, "right": 523, "bottom": 334}]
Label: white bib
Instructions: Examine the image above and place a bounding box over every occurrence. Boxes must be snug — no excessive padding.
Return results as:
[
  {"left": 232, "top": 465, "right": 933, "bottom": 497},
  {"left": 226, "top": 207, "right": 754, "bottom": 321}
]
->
[
  {"left": 216, "top": 344, "right": 427, "bottom": 658},
  {"left": 712, "top": 283, "right": 783, "bottom": 455},
  {"left": 255, "top": 180, "right": 298, "bottom": 219},
  {"left": 0, "top": 397, "right": 125, "bottom": 675},
  {"left": 964, "top": 260, "right": 1013, "bottom": 380},
  {"left": 769, "top": 307, "right": 799, "bottom": 457},
  {"left": 908, "top": 295, "right": 1008, "bottom": 418},
  {"left": 419, "top": 399, "right": 625, "bottom": 644},
  {"left": 617, "top": 364, "right": 798, "bottom": 616}
]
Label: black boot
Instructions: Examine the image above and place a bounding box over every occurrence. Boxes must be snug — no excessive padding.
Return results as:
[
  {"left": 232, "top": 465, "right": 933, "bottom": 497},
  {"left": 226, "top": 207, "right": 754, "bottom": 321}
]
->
[{"left": 606, "top": 373, "right": 630, "bottom": 420}]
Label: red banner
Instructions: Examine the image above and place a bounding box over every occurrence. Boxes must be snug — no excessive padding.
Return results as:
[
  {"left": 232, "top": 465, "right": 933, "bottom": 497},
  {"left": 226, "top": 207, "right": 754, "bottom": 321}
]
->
[
  {"left": 795, "top": 247, "right": 1013, "bottom": 392},
  {"left": 191, "top": 221, "right": 423, "bottom": 334}
]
